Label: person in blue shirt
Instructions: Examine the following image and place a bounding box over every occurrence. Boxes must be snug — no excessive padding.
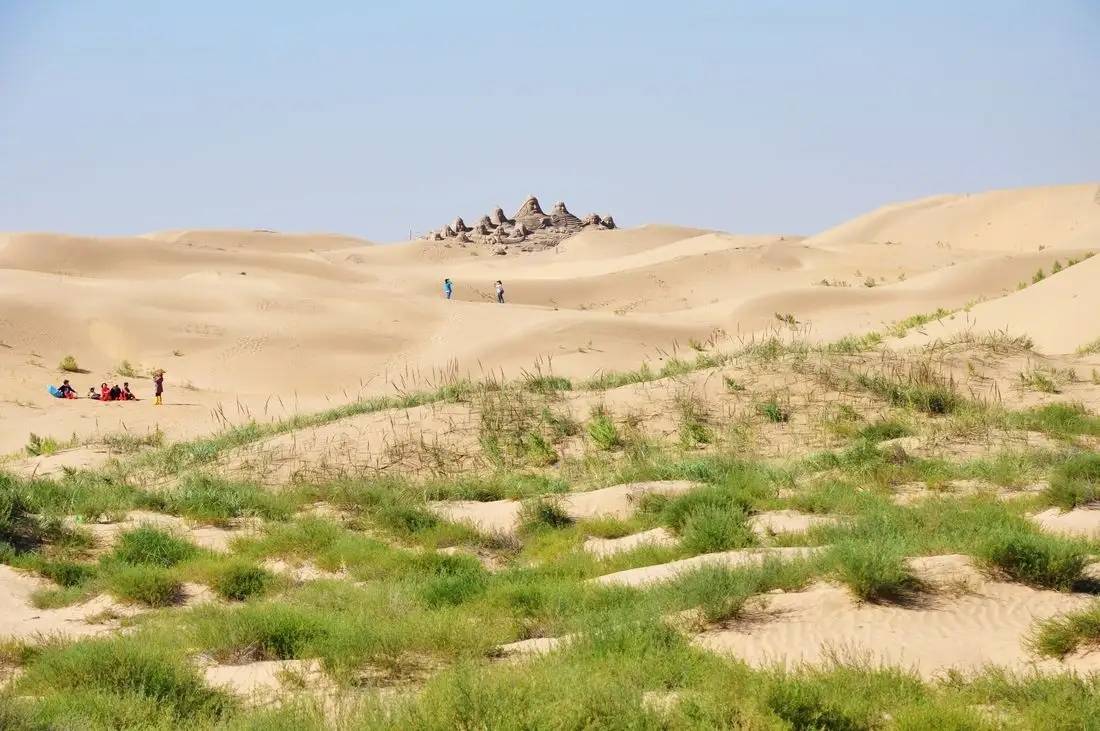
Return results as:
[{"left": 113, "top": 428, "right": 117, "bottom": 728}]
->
[{"left": 443, "top": 278, "right": 453, "bottom": 299}]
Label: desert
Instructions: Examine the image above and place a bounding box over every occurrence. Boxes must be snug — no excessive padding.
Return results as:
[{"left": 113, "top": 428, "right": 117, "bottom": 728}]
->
[{"left": 3, "top": 181, "right": 1100, "bottom": 727}]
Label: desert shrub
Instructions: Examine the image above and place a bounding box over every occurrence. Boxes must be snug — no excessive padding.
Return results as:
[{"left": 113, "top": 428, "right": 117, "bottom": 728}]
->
[
  {"left": 856, "top": 419, "right": 911, "bottom": 443},
  {"left": 765, "top": 676, "right": 869, "bottom": 731},
  {"left": 854, "top": 363, "right": 959, "bottom": 415},
  {"left": 827, "top": 540, "right": 919, "bottom": 602},
  {"left": 587, "top": 409, "right": 622, "bottom": 450},
  {"left": 212, "top": 562, "right": 275, "bottom": 602},
  {"left": 679, "top": 504, "right": 753, "bottom": 554},
  {"left": 416, "top": 552, "right": 489, "bottom": 608},
  {"left": 756, "top": 397, "right": 790, "bottom": 423},
  {"left": 1030, "top": 602, "right": 1100, "bottom": 658},
  {"left": 1009, "top": 402, "right": 1100, "bottom": 439},
  {"left": 522, "top": 374, "right": 572, "bottom": 393},
  {"left": 977, "top": 528, "right": 1085, "bottom": 590},
  {"left": 1044, "top": 453, "right": 1100, "bottom": 510},
  {"left": 58, "top": 355, "right": 80, "bottom": 372},
  {"left": 39, "top": 559, "right": 96, "bottom": 588},
  {"left": 723, "top": 375, "right": 746, "bottom": 392},
  {"left": 519, "top": 498, "right": 573, "bottom": 533},
  {"left": 541, "top": 407, "right": 580, "bottom": 441},
  {"left": 17, "top": 636, "right": 234, "bottom": 724},
  {"left": 162, "top": 474, "right": 294, "bottom": 524},
  {"left": 194, "top": 602, "right": 329, "bottom": 662},
  {"left": 116, "top": 360, "right": 140, "bottom": 378},
  {"left": 106, "top": 564, "right": 182, "bottom": 607},
  {"left": 25, "top": 433, "right": 63, "bottom": 457},
  {"left": 110, "top": 526, "right": 198, "bottom": 567},
  {"left": 676, "top": 393, "right": 713, "bottom": 447}
]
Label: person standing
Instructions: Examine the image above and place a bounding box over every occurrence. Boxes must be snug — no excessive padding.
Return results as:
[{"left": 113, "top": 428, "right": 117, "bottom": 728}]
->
[
  {"left": 443, "top": 278, "right": 453, "bottom": 300},
  {"left": 153, "top": 369, "right": 165, "bottom": 405},
  {"left": 495, "top": 280, "right": 505, "bottom": 304}
]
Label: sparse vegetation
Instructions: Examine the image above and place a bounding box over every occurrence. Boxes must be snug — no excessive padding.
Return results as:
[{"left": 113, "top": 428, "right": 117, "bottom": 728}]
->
[
  {"left": 58, "top": 355, "right": 81, "bottom": 372},
  {"left": 586, "top": 407, "right": 622, "bottom": 450},
  {"left": 756, "top": 395, "right": 790, "bottom": 423},
  {"left": 1030, "top": 602, "right": 1100, "bottom": 658},
  {"left": 116, "top": 359, "right": 141, "bottom": 378}
]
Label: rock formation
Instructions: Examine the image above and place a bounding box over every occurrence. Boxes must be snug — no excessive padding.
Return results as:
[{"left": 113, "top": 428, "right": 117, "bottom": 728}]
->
[{"left": 422, "top": 195, "right": 616, "bottom": 251}]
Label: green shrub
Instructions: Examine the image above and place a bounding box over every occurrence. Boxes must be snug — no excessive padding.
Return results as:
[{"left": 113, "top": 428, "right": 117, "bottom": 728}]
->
[
  {"left": 679, "top": 505, "right": 754, "bottom": 554},
  {"left": 17, "top": 636, "right": 234, "bottom": 723},
  {"left": 106, "top": 564, "right": 182, "bottom": 607},
  {"left": 212, "top": 562, "right": 275, "bottom": 601},
  {"left": 766, "top": 677, "right": 869, "bottom": 731},
  {"left": 977, "top": 528, "right": 1085, "bottom": 590},
  {"left": 857, "top": 419, "right": 911, "bottom": 443},
  {"left": 1044, "top": 453, "right": 1100, "bottom": 510},
  {"left": 522, "top": 374, "right": 572, "bottom": 393},
  {"left": 756, "top": 397, "right": 790, "bottom": 423},
  {"left": 116, "top": 360, "right": 140, "bottom": 378},
  {"left": 828, "top": 540, "right": 919, "bottom": 602},
  {"left": 39, "top": 560, "right": 96, "bottom": 588},
  {"left": 110, "top": 526, "right": 198, "bottom": 567},
  {"left": 519, "top": 498, "right": 573, "bottom": 533},
  {"left": 416, "top": 553, "right": 489, "bottom": 608},
  {"left": 58, "top": 355, "right": 81, "bottom": 372},
  {"left": 1010, "top": 402, "right": 1100, "bottom": 439},
  {"left": 1030, "top": 602, "right": 1100, "bottom": 658},
  {"left": 161, "top": 474, "right": 294, "bottom": 524},
  {"left": 197, "top": 603, "right": 328, "bottom": 661},
  {"left": 587, "top": 410, "right": 622, "bottom": 450}
]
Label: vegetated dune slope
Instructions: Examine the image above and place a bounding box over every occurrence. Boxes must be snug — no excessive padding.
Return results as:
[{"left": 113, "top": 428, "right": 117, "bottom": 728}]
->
[{"left": 0, "top": 183, "right": 1097, "bottom": 453}]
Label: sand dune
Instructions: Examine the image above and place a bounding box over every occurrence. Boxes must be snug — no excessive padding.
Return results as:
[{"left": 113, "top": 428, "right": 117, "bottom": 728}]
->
[{"left": 2, "top": 182, "right": 1098, "bottom": 456}]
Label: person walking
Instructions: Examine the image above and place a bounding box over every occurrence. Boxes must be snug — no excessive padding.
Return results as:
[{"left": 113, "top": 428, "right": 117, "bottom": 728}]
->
[
  {"left": 495, "top": 280, "right": 505, "bottom": 304},
  {"left": 443, "top": 278, "right": 453, "bottom": 300},
  {"left": 153, "top": 369, "right": 165, "bottom": 405}
]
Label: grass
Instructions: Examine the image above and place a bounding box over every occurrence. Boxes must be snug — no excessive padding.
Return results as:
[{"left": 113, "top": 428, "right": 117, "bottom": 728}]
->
[
  {"left": 976, "top": 527, "right": 1086, "bottom": 590},
  {"left": 12, "top": 338, "right": 1100, "bottom": 727},
  {"left": 1043, "top": 452, "right": 1100, "bottom": 510},
  {"left": 210, "top": 561, "right": 276, "bottom": 601},
  {"left": 679, "top": 504, "right": 754, "bottom": 554},
  {"left": 675, "top": 393, "right": 713, "bottom": 447},
  {"left": 755, "top": 396, "right": 790, "bottom": 423},
  {"left": 886, "top": 307, "right": 952, "bottom": 338},
  {"left": 24, "top": 432, "right": 77, "bottom": 457},
  {"left": 1009, "top": 402, "right": 1100, "bottom": 439},
  {"left": 586, "top": 408, "right": 622, "bottom": 450},
  {"left": 1030, "top": 602, "right": 1100, "bottom": 658},
  {"left": 827, "top": 539, "right": 920, "bottom": 602},
  {"left": 14, "top": 635, "right": 235, "bottom": 726},
  {"left": 110, "top": 526, "right": 199, "bottom": 567},
  {"left": 854, "top": 363, "right": 960, "bottom": 415},
  {"left": 519, "top": 498, "right": 573, "bottom": 533},
  {"left": 106, "top": 564, "right": 182, "bottom": 606}
]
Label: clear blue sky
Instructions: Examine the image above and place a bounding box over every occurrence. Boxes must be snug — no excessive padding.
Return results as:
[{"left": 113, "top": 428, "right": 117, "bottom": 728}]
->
[{"left": 1, "top": 1, "right": 1097, "bottom": 241}]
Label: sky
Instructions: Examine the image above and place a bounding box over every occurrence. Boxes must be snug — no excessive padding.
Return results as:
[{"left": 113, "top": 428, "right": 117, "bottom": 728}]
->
[{"left": 1, "top": 1, "right": 1098, "bottom": 242}]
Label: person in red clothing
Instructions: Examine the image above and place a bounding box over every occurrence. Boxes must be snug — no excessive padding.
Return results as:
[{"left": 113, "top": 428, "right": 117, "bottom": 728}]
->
[
  {"left": 100, "top": 383, "right": 111, "bottom": 401},
  {"left": 122, "top": 382, "right": 137, "bottom": 400},
  {"left": 56, "top": 380, "right": 77, "bottom": 399}
]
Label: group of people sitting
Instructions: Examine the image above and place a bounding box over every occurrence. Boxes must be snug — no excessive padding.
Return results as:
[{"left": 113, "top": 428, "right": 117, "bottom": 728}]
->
[
  {"left": 92, "top": 382, "right": 137, "bottom": 401},
  {"left": 51, "top": 379, "right": 136, "bottom": 401}
]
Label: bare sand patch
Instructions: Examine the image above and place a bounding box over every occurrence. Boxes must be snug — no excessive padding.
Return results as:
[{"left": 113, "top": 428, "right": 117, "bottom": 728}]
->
[
  {"left": 71, "top": 510, "right": 260, "bottom": 552},
  {"left": 430, "top": 480, "right": 699, "bottom": 536},
  {"left": 693, "top": 555, "right": 1100, "bottom": 679},
  {"left": 203, "top": 658, "right": 325, "bottom": 701},
  {"left": 592, "top": 546, "right": 823, "bottom": 588},
  {"left": 1030, "top": 506, "right": 1100, "bottom": 539},
  {"left": 749, "top": 510, "right": 838, "bottom": 538},
  {"left": 0, "top": 565, "right": 134, "bottom": 640},
  {"left": 584, "top": 528, "right": 678, "bottom": 558}
]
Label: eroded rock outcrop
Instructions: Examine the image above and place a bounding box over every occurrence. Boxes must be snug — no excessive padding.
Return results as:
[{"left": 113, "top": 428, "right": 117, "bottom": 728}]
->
[{"left": 422, "top": 195, "right": 615, "bottom": 251}]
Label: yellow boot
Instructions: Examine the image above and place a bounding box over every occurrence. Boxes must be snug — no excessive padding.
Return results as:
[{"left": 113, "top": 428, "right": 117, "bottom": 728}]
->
[{"left": 155, "top": 395, "right": 162, "bottom": 406}]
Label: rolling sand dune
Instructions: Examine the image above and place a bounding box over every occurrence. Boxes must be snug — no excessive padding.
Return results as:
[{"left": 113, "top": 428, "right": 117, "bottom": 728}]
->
[{"left": 1, "top": 182, "right": 1098, "bottom": 459}]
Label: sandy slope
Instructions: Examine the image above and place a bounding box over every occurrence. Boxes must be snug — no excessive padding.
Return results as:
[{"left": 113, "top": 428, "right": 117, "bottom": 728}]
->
[{"left": 1, "top": 182, "right": 1098, "bottom": 455}]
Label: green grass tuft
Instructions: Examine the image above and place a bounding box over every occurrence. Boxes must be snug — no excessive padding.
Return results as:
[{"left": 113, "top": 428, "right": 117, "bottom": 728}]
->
[{"left": 110, "top": 526, "right": 198, "bottom": 567}]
